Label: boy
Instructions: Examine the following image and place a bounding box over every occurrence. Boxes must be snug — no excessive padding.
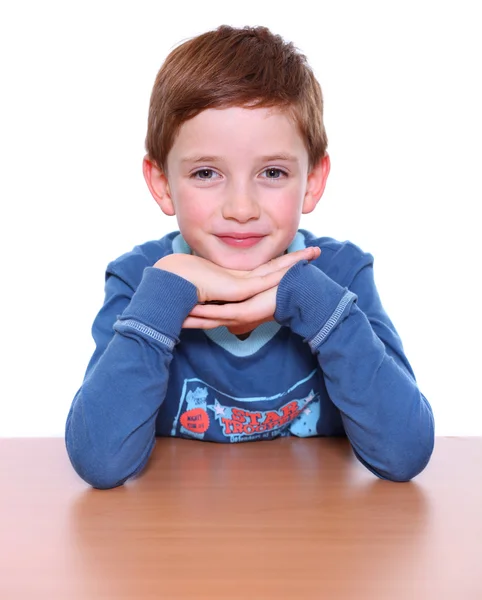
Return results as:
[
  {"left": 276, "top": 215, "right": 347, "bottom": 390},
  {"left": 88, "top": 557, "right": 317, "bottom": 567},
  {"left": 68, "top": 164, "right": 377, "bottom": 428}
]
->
[{"left": 65, "top": 25, "right": 434, "bottom": 489}]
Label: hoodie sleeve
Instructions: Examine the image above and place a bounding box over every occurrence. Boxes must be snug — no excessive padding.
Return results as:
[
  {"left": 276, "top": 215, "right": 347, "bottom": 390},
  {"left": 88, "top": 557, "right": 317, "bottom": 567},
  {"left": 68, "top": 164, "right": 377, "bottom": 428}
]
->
[
  {"left": 65, "top": 266, "right": 198, "bottom": 489},
  {"left": 275, "top": 254, "right": 434, "bottom": 482}
]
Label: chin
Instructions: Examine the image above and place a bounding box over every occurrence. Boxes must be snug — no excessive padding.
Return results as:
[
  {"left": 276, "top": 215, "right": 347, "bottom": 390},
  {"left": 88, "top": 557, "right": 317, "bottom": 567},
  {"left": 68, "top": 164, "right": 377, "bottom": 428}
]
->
[
  {"left": 192, "top": 239, "right": 286, "bottom": 271},
  {"left": 212, "top": 256, "right": 267, "bottom": 271}
]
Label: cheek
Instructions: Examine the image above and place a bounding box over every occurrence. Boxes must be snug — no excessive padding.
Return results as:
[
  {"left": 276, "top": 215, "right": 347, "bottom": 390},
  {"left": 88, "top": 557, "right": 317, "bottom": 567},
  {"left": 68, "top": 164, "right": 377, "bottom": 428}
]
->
[
  {"left": 174, "top": 186, "right": 212, "bottom": 226},
  {"left": 177, "top": 204, "right": 206, "bottom": 226},
  {"left": 267, "top": 189, "right": 304, "bottom": 224}
]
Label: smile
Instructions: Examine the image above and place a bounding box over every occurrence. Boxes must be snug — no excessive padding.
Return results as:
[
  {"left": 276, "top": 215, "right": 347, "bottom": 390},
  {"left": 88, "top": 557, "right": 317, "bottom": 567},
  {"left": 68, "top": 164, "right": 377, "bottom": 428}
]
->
[{"left": 216, "top": 235, "right": 265, "bottom": 248}]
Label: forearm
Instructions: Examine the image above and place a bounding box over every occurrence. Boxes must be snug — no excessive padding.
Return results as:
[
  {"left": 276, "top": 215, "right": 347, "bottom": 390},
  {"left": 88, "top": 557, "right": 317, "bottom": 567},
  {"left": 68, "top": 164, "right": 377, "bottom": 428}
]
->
[
  {"left": 314, "top": 305, "right": 434, "bottom": 481},
  {"left": 66, "top": 332, "right": 174, "bottom": 489},
  {"left": 276, "top": 261, "right": 434, "bottom": 481},
  {"left": 65, "top": 267, "right": 198, "bottom": 489}
]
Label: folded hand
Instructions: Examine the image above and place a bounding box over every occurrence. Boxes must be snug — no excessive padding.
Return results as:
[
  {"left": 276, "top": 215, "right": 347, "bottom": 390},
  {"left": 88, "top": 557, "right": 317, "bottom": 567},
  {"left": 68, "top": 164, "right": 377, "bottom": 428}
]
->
[{"left": 172, "top": 247, "right": 320, "bottom": 335}]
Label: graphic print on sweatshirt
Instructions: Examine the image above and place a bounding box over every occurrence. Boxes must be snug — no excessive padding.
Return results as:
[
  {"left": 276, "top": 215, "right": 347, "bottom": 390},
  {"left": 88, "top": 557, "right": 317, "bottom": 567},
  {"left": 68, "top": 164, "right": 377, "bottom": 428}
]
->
[{"left": 171, "top": 369, "right": 321, "bottom": 442}]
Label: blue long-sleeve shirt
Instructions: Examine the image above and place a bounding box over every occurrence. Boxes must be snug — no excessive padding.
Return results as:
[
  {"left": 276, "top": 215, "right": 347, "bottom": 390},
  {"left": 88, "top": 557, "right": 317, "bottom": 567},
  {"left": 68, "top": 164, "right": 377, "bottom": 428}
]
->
[{"left": 65, "top": 229, "right": 434, "bottom": 488}]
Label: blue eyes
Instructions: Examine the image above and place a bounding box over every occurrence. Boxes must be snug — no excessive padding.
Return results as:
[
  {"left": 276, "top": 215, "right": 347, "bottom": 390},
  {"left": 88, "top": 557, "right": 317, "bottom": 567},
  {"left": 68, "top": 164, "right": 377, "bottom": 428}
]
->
[{"left": 191, "top": 168, "right": 287, "bottom": 180}]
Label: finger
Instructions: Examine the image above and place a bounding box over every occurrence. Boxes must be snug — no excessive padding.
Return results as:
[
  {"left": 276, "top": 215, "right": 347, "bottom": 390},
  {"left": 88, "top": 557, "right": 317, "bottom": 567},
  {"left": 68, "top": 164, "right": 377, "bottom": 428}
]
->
[
  {"left": 191, "top": 288, "right": 275, "bottom": 323},
  {"left": 201, "top": 253, "right": 315, "bottom": 304},
  {"left": 221, "top": 247, "right": 320, "bottom": 279},
  {"left": 190, "top": 304, "right": 219, "bottom": 317},
  {"left": 250, "top": 246, "right": 320, "bottom": 277},
  {"left": 190, "top": 303, "right": 246, "bottom": 320},
  {"left": 219, "top": 272, "right": 279, "bottom": 302},
  {"left": 183, "top": 316, "right": 232, "bottom": 329}
]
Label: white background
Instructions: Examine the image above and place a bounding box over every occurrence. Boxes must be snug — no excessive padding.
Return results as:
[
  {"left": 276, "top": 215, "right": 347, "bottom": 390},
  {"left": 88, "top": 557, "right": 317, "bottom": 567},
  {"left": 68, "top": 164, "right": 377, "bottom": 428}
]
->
[{"left": 1, "top": 1, "right": 480, "bottom": 436}]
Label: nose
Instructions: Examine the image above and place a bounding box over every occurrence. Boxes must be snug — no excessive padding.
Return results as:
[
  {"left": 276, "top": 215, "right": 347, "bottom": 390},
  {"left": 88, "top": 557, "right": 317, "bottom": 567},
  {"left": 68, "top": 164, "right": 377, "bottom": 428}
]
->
[{"left": 221, "top": 182, "right": 260, "bottom": 223}]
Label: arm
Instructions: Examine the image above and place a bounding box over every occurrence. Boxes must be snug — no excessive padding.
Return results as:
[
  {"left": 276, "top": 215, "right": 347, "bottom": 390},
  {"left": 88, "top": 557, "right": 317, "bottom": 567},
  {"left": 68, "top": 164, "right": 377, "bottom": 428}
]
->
[
  {"left": 65, "top": 267, "right": 198, "bottom": 489},
  {"left": 275, "top": 260, "right": 434, "bottom": 481},
  {"left": 66, "top": 249, "right": 314, "bottom": 489}
]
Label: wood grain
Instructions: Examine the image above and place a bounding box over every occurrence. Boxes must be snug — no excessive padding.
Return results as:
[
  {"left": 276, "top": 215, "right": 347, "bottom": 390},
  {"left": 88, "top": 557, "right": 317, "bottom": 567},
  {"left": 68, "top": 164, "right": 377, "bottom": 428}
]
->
[{"left": 0, "top": 437, "right": 481, "bottom": 599}]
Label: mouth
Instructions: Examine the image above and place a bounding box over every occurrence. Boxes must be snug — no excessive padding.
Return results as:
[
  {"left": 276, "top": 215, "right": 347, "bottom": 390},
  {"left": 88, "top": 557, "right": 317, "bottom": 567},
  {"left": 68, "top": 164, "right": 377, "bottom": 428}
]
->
[{"left": 215, "top": 234, "right": 266, "bottom": 249}]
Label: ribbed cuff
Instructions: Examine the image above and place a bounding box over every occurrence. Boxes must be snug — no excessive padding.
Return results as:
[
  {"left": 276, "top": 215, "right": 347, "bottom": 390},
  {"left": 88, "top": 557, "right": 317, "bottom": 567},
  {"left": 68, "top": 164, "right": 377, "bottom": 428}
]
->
[
  {"left": 275, "top": 261, "right": 356, "bottom": 345},
  {"left": 119, "top": 267, "right": 198, "bottom": 342}
]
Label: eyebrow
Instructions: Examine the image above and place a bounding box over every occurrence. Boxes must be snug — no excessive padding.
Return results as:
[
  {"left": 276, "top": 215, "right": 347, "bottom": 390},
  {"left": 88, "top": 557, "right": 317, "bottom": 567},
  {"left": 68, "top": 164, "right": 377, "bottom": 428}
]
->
[
  {"left": 181, "top": 156, "right": 220, "bottom": 164},
  {"left": 259, "top": 154, "right": 299, "bottom": 163},
  {"left": 181, "top": 154, "right": 299, "bottom": 164}
]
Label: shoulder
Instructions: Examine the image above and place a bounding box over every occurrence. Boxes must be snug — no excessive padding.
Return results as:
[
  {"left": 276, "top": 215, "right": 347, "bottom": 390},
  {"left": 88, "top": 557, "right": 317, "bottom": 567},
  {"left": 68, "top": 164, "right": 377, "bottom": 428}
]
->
[
  {"left": 106, "top": 231, "right": 180, "bottom": 290},
  {"left": 299, "top": 229, "right": 374, "bottom": 287}
]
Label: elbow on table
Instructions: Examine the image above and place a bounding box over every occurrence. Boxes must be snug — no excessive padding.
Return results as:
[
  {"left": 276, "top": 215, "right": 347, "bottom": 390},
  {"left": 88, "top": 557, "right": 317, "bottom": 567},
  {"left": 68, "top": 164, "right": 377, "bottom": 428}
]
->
[
  {"left": 364, "top": 403, "right": 435, "bottom": 481},
  {"left": 66, "top": 448, "right": 129, "bottom": 489},
  {"left": 380, "top": 452, "right": 432, "bottom": 482},
  {"left": 356, "top": 434, "right": 435, "bottom": 482},
  {"left": 389, "top": 417, "right": 435, "bottom": 481},
  {"left": 64, "top": 416, "right": 155, "bottom": 489},
  {"left": 82, "top": 469, "right": 129, "bottom": 490},
  {"left": 65, "top": 439, "right": 151, "bottom": 490}
]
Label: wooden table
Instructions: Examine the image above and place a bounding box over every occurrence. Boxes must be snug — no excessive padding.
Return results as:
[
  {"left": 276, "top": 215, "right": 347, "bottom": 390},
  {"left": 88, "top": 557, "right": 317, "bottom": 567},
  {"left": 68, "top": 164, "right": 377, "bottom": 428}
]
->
[{"left": 1, "top": 437, "right": 481, "bottom": 599}]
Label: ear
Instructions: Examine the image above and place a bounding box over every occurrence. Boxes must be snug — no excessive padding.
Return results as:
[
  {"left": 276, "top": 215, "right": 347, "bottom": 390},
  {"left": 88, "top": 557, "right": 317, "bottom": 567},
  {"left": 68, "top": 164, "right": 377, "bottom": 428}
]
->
[
  {"left": 142, "top": 156, "right": 176, "bottom": 216},
  {"left": 302, "top": 154, "right": 331, "bottom": 214}
]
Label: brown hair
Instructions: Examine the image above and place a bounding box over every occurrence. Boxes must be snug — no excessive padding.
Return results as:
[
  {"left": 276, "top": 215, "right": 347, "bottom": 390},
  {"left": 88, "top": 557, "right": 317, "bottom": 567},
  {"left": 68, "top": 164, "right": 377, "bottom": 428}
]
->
[{"left": 145, "top": 25, "right": 328, "bottom": 171}]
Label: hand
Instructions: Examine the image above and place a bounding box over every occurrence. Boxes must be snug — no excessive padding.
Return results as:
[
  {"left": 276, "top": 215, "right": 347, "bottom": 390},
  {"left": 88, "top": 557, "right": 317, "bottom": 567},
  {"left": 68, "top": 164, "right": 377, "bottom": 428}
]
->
[
  {"left": 184, "top": 286, "right": 277, "bottom": 334},
  {"left": 154, "top": 247, "right": 319, "bottom": 305},
  {"left": 179, "top": 247, "right": 321, "bottom": 333}
]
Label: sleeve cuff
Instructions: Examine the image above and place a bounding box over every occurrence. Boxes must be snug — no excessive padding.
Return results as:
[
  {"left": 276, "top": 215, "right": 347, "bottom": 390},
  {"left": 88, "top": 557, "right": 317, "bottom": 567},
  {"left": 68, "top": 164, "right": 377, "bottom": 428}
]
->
[
  {"left": 118, "top": 267, "right": 198, "bottom": 342},
  {"left": 275, "top": 261, "right": 357, "bottom": 347}
]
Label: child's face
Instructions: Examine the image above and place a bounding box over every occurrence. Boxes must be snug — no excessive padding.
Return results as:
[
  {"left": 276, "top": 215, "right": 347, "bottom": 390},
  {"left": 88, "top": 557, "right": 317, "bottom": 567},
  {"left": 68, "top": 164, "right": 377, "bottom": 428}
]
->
[{"left": 147, "top": 106, "right": 329, "bottom": 270}]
